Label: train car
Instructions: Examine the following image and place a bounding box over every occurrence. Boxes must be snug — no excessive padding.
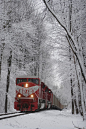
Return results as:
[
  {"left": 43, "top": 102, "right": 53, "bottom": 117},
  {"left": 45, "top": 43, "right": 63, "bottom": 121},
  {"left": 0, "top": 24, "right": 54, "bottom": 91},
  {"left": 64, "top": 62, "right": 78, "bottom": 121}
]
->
[
  {"left": 41, "top": 82, "right": 53, "bottom": 109},
  {"left": 14, "top": 76, "right": 63, "bottom": 111},
  {"left": 52, "top": 94, "right": 63, "bottom": 110}
]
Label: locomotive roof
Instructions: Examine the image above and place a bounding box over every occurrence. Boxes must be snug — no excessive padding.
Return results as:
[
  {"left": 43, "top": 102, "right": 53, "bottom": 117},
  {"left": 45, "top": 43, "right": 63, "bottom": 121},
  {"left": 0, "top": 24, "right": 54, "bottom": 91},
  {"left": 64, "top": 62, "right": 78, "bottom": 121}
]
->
[{"left": 16, "top": 75, "right": 39, "bottom": 79}]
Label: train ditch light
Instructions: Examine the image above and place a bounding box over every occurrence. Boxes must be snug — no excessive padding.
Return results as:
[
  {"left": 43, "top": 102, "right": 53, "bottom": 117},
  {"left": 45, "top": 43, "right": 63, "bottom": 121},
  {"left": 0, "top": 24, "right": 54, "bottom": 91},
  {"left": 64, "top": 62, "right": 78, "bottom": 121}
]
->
[
  {"left": 18, "top": 94, "right": 21, "bottom": 98},
  {"left": 31, "top": 94, "right": 34, "bottom": 98}
]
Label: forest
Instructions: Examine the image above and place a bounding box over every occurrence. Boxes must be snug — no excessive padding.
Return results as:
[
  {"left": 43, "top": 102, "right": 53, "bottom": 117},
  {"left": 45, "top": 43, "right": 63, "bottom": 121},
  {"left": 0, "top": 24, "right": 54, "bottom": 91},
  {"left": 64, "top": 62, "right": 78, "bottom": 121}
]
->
[{"left": 0, "top": 0, "right": 86, "bottom": 121}]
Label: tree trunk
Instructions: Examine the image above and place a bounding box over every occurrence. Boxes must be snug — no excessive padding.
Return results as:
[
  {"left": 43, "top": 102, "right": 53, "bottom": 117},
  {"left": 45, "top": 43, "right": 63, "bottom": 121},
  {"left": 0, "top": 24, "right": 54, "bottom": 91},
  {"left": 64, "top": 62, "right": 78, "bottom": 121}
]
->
[
  {"left": 5, "top": 50, "right": 12, "bottom": 113},
  {"left": 74, "top": 98, "right": 79, "bottom": 114},
  {"left": 0, "top": 43, "right": 5, "bottom": 80},
  {"left": 71, "top": 79, "right": 74, "bottom": 114},
  {"left": 73, "top": 55, "right": 84, "bottom": 117}
]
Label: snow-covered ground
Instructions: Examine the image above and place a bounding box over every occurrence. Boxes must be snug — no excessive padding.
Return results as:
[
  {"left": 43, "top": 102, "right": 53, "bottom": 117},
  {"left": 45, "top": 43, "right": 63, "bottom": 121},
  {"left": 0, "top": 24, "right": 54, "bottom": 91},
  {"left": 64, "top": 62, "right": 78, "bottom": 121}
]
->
[{"left": 0, "top": 109, "right": 86, "bottom": 129}]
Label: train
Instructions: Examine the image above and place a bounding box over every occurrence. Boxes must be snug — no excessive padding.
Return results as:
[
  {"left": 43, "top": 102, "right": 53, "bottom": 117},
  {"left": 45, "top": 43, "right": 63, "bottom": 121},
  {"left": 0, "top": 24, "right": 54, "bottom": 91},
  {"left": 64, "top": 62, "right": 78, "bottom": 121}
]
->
[{"left": 14, "top": 76, "right": 64, "bottom": 111}]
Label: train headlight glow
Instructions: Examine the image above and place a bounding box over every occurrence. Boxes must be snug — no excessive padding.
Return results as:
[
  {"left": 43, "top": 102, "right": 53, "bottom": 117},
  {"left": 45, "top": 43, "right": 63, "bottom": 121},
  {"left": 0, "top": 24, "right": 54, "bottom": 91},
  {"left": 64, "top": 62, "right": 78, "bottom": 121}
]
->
[
  {"left": 25, "top": 83, "right": 28, "bottom": 88},
  {"left": 18, "top": 94, "right": 21, "bottom": 98},
  {"left": 31, "top": 94, "right": 34, "bottom": 98}
]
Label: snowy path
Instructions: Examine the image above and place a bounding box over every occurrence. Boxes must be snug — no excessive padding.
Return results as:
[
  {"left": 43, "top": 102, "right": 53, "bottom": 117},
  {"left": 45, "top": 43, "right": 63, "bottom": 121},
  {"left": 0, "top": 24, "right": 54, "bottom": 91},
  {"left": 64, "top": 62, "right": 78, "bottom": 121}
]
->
[{"left": 0, "top": 110, "right": 86, "bottom": 129}]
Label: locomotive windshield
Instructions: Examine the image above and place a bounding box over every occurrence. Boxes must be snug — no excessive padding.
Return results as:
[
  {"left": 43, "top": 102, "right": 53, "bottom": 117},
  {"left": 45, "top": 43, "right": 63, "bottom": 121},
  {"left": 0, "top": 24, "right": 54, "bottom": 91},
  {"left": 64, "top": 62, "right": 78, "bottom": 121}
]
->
[
  {"left": 16, "top": 78, "right": 39, "bottom": 85},
  {"left": 28, "top": 78, "right": 39, "bottom": 85},
  {"left": 17, "top": 78, "right": 27, "bottom": 84}
]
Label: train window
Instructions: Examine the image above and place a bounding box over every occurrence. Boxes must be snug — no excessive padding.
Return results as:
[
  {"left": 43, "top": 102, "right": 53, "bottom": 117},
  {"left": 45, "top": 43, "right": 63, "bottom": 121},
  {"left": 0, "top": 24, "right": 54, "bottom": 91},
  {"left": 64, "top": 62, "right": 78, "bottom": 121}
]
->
[
  {"left": 28, "top": 78, "right": 32, "bottom": 82},
  {"left": 28, "top": 78, "right": 39, "bottom": 85},
  {"left": 45, "top": 88, "right": 48, "bottom": 92},
  {"left": 43, "top": 85, "right": 45, "bottom": 89},
  {"left": 17, "top": 78, "right": 27, "bottom": 84}
]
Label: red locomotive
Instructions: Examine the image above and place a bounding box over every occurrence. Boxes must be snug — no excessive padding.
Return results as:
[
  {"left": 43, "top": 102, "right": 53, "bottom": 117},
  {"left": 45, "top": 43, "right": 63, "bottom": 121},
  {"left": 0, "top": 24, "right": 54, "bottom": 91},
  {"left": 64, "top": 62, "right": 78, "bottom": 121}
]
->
[{"left": 14, "top": 76, "right": 63, "bottom": 111}]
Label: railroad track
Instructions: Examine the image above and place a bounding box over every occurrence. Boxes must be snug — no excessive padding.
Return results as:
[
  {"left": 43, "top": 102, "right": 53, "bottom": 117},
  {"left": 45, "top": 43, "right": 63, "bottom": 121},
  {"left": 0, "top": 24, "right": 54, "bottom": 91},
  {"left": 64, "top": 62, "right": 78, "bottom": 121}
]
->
[
  {"left": 0, "top": 112, "right": 20, "bottom": 116},
  {"left": 0, "top": 112, "right": 29, "bottom": 120}
]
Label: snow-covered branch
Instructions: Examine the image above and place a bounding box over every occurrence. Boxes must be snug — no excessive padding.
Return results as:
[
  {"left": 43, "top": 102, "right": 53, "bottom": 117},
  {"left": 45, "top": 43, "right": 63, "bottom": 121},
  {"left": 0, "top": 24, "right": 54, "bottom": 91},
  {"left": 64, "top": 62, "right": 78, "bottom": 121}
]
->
[{"left": 42, "top": 0, "right": 86, "bottom": 83}]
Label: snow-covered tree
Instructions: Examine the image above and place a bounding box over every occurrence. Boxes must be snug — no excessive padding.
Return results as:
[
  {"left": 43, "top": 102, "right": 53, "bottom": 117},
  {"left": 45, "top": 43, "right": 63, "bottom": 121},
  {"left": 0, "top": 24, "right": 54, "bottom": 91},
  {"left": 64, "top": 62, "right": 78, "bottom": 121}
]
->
[
  {"left": 42, "top": 0, "right": 86, "bottom": 119},
  {"left": 0, "top": 0, "right": 46, "bottom": 113}
]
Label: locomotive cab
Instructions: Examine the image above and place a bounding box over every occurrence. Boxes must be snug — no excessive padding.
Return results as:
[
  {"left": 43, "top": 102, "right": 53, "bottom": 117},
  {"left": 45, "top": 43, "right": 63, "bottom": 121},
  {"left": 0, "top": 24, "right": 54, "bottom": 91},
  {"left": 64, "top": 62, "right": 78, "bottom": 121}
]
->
[{"left": 14, "top": 76, "right": 40, "bottom": 111}]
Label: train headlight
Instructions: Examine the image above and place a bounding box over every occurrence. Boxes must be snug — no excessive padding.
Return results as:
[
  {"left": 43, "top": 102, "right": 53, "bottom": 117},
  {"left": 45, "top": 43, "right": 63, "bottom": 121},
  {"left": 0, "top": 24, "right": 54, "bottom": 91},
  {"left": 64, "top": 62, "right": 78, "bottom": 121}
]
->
[
  {"left": 31, "top": 94, "right": 34, "bottom": 98},
  {"left": 18, "top": 94, "right": 21, "bottom": 98},
  {"left": 25, "top": 83, "right": 28, "bottom": 88}
]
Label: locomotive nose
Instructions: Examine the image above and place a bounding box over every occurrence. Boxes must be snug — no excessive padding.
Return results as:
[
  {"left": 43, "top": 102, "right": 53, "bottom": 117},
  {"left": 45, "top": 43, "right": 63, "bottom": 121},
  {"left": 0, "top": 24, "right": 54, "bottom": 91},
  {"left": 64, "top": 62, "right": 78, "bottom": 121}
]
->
[{"left": 23, "top": 103, "right": 29, "bottom": 108}]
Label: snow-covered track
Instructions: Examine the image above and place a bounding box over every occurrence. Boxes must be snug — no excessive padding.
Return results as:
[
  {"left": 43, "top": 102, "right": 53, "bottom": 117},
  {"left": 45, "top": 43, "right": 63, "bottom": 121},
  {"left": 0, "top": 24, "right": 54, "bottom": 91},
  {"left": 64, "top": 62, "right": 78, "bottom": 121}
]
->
[{"left": 0, "top": 112, "right": 28, "bottom": 120}]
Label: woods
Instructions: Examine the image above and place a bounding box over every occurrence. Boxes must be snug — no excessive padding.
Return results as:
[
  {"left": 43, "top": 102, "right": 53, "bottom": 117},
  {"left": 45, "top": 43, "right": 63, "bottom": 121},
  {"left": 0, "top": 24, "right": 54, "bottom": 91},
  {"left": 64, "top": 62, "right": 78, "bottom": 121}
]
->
[
  {"left": 0, "top": 0, "right": 86, "bottom": 120},
  {"left": 42, "top": 0, "right": 86, "bottom": 120}
]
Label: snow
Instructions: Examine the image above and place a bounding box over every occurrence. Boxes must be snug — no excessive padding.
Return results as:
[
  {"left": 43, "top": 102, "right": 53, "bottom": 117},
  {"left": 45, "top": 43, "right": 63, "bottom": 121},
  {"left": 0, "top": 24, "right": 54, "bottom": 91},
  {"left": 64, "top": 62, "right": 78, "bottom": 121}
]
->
[{"left": 0, "top": 109, "right": 86, "bottom": 129}]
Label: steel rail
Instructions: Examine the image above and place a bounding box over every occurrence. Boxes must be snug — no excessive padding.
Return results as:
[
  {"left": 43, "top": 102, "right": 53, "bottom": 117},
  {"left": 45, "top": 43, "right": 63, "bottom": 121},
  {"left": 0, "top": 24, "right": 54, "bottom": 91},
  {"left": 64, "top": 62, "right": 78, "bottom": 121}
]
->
[
  {"left": 0, "top": 112, "right": 20, "bottom": 116},
  {"left": 0, "top": 112, "right": 29, "bottom": 120}
]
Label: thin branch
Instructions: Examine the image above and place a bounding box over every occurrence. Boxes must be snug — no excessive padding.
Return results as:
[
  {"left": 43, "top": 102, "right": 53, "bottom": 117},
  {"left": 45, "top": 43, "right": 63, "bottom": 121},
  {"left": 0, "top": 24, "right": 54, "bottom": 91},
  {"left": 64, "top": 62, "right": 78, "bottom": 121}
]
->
[
  {"left": 72, "top": 121, "right": 83, "bottom": 129},
  {"left": 42, "top": 0, "right": 86, "bottom": 83},
  {"left": 42, "top": 0, "right": 77, "bottom": 51}
]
